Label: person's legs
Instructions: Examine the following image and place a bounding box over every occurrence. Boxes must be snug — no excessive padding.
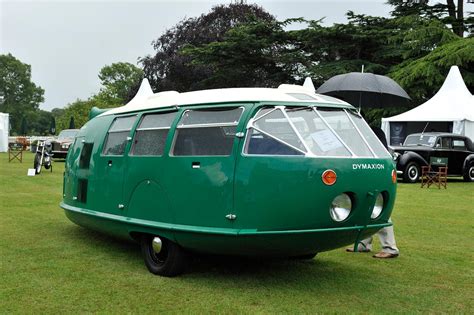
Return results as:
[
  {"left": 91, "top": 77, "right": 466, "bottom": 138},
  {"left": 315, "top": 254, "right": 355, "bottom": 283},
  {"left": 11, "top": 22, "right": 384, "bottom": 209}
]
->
[{"left": 373, "top": 225, "right": 399, "bottom": 258}]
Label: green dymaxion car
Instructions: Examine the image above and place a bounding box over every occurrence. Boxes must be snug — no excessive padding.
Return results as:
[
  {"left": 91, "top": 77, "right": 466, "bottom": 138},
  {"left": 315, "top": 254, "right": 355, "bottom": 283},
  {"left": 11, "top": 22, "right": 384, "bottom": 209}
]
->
[{"left": 61, "top": 80, "right": 397, "bottom": 276}]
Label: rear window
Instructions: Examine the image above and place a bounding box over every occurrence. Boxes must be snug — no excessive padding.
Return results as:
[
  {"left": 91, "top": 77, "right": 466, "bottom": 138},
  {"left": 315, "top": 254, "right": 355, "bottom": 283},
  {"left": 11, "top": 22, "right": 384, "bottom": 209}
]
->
[{"left": 172, "top": 107, "right": 243, "bottom": 156}]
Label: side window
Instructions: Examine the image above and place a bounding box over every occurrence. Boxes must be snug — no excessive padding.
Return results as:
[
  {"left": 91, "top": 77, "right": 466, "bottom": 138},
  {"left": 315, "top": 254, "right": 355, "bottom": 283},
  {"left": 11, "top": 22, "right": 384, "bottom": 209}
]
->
[
  {"left": 79, "top": 143, "right": 94, "bottom": 168},
  {"left": 131, "top": 112, "right": 176, "bottom": 156},
  {"left": 102, "top": 116, "right": 136, "bottom": 155},
  {"left": 245, "top": 107, "right": 306, "bottom": 156},
  {"left": 453, "top": 139, "right": 466, "bottom": 150},
  {"left": 172, "top": 107, "right": 243, "bottom": 156},
  {"left": 441, "top": 137, "right": 451, "bottom": 149}
]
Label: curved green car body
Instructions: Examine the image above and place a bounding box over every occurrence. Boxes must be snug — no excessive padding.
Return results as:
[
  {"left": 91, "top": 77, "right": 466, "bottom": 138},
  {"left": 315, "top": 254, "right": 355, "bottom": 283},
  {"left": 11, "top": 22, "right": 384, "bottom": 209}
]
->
[{"left": 61, "top": 85, "right": 397, "bottom": 268}]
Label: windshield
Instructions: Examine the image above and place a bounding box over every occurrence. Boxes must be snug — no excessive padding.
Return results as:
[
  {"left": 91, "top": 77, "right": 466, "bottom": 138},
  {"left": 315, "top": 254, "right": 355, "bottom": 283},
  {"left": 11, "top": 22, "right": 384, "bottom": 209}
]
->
[
  {"left": 58, "top": 130, "right": 78, "bottom": 140},
  {"left": 403, "top": 135, "right": 437, "bottom": 147},
  {"left": 245, "top": 106, "right": 391, "bottom": 158}
]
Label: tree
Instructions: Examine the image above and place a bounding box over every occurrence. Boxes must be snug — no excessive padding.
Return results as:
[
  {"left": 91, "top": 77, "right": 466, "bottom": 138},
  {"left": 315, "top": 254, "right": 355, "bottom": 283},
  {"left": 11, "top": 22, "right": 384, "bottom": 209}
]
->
[
  {"left": 182, "top": 19, "right": 302, "bottom": 88},
  {"left": 68, "top": 116, "right": 75, "bottom": 129},
  {"left": 27, "top": 110, "right": 54, "bottom": 135},
  {"left": 97, "top": 62, "right": 144, "bottom": 104},
  {"left": 0, "top": 53, "right": 44, "bottom": 135},
  {"left": 387, "top": 0, "right": 473, "bottom": 37},
  {"left": 390, "top": 37, "right": 474, "bottom": 102},
  {"left": 140, "top": 3, "right": 275, "bottom": 92}
]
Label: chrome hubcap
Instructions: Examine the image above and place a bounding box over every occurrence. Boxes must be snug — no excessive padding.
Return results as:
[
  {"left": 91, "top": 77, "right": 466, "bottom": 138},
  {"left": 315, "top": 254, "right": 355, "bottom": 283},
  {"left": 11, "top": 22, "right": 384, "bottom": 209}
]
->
[
  {"left": 469, "top": 166, "right": 474, "bottom": 180},
  {"left": 152, "top": 237, "right": 162, "bottom": 254},
  {"left": 408, "top": 166, "right": 418, "bottom": 180}
]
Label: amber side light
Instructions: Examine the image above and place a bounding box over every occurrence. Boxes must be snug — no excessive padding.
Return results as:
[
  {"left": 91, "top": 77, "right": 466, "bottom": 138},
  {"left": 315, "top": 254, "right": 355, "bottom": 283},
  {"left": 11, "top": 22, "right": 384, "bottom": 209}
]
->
[
  {"left": 392, "top": 170, "right": 397, "bottom": 184},
  {"left": 322, "top": 169, "right": 337, "bottom": 186}
]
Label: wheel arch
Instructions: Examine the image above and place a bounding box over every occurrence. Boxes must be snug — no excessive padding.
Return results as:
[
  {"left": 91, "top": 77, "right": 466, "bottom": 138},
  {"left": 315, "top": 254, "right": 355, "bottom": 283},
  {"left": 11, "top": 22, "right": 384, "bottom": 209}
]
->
[
  {"left": 398, "top": 151, "right": 428, "bottom": 170},
  {"left": 463, "top": 154, "right": 474, "bottom": 170}
]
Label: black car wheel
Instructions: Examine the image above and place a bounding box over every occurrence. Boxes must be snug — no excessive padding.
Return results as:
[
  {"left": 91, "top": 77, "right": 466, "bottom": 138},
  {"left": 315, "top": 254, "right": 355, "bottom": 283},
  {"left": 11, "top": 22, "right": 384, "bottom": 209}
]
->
[
  {"left": 463, "top": 162, "right": 474, "bottom": 182},
  {"left": 140, "top": 235, "right": 187, "bottom": 277},
  {"left": 403, "top": 162, "right": 420, "bottom": 183}
]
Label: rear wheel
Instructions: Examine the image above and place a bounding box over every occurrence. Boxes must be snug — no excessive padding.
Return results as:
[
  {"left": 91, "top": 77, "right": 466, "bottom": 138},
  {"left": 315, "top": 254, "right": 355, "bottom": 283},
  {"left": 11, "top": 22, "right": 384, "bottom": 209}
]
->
[
  {"left": 34, "top": 154, "right": 42, "bottom": 174},
  {"left": 140, "top": 235, "right": 187, "bottom": 277},
  {"left": 463, "top": 162, "right": 474, "bottom": 182},
  {"left": 403, "top": 162, "right": 420, "bottom": 183}
]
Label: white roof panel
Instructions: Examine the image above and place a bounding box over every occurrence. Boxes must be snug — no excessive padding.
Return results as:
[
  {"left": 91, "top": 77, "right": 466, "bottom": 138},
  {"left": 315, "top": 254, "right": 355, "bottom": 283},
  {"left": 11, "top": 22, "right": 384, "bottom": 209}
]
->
[{"left": 102, "top": 83, "right": 351, "bottom": 117}]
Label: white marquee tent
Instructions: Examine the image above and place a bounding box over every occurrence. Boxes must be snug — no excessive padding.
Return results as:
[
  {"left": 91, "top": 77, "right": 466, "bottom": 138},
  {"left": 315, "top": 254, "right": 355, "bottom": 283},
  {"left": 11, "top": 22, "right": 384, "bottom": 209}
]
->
[
  {"left": 0, "top": 113, "right": 9, "bottom": 152},
  {"left": 381, "top": 66, "right": 474, "bottom": 145}
]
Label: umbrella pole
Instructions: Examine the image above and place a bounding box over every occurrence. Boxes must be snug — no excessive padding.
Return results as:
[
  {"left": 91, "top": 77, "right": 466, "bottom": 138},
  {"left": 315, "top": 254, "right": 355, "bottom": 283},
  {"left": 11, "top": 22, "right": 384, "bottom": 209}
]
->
[{"left": 358, "top": 64, "right": 364, "bottom": 113}]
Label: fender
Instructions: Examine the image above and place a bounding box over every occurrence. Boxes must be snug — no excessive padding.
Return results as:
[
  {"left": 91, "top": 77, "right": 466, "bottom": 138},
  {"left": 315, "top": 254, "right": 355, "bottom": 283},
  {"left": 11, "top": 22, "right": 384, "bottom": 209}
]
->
[
  {"left": 463, "top": 154, "right": 474, "bottom": 170},
  {"left": 397, "top": 151, "right": 428, "bottom": 170}
]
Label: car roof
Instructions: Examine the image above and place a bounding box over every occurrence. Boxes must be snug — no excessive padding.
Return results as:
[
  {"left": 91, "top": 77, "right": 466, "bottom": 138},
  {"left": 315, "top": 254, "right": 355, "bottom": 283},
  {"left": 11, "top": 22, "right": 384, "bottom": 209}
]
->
[{"left": 102, "top": 86, "right": 353, "bottom": 116}]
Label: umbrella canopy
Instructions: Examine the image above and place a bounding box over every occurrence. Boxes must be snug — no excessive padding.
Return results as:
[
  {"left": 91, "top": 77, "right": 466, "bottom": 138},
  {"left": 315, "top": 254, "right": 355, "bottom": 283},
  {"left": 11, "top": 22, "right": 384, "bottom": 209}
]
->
[{"left": 316, "top": 72, "right": 411, "bottom": 108}]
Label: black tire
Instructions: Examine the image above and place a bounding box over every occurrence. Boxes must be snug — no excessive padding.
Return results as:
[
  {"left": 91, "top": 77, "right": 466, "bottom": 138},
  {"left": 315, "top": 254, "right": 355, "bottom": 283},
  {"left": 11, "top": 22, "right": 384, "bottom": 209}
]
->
[
  {"left": 34, "top": 154, "right": 42, "bottom": 174},
  {"left": 291, "top": 253, "right": 317, "bottom": 260},
  {"left": 403, "top": 162, "right": 420, "bottom": 183},
  {"left": 140, "top": 235, "right": 187, "bottom": 277},
  {"left": 463, "top": 162, "right": 474, "bottom": 182}
]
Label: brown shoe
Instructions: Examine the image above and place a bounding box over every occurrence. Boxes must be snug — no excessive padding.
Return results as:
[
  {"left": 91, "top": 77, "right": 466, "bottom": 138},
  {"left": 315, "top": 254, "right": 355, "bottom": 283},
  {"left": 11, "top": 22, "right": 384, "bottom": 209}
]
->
[
  {"left": 346, "top": 247, "right": 371, "bottom": 253},
  {"left": 373, "top": 252, "right": 399, "bottom": 259}
]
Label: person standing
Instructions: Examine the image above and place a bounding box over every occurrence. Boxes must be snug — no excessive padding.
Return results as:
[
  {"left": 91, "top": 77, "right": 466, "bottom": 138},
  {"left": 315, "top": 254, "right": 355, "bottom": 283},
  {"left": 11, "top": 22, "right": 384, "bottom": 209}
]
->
[{"left": 346, "top": 222, "right": 399, "bottom": 258}]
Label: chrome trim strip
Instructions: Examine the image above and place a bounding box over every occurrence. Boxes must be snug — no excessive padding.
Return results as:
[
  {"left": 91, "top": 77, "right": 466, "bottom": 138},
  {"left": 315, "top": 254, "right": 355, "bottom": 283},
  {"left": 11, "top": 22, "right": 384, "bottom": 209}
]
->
[
  {"left": 280, "top": 107, "right": 310, "bottom": 154},
  {"left": 136, "top": 127, "right": 171, "bottom": 131}
]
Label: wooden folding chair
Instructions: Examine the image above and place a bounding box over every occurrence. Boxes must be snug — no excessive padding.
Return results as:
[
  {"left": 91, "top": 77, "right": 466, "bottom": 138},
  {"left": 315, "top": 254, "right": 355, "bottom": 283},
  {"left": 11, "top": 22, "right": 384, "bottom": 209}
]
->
[
  {"left": 421, "top": 157, "right": 448, "bottom": 189},
  {"left": 8, "top": 143, "right": 24, "bottom": 163}
]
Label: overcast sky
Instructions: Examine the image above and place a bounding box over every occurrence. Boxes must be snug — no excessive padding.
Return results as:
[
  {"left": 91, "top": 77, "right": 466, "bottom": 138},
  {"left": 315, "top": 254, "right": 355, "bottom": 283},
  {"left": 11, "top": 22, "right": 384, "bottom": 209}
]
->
[{"left": 0, "top": 0, "right": 394, "bottom": 111}]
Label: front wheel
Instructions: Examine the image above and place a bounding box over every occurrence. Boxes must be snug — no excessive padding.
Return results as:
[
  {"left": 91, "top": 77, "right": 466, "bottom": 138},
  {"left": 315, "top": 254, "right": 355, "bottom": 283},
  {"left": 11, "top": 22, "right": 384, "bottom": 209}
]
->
[
  {"left": 34, "top": 154, "right": 42, "bottom": 174},
  {"left": 463, "top": 162, "right": 474, "bottom": 182},
  {"left": 140, "top": 235, "right": 187, "bottom": 277},
  {"left": 403, "top": 162, "right": 420, "bottom": 183}
]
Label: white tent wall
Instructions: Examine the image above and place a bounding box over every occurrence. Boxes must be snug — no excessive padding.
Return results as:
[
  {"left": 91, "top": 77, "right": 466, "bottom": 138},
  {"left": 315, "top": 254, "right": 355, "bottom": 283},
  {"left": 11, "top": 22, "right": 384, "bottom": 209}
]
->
[
  {"left": 0, "top": 113, "right": 9, "bottom": 152},
  {"left": 381, "top": 66, "right": 474, "bottom": 145}
]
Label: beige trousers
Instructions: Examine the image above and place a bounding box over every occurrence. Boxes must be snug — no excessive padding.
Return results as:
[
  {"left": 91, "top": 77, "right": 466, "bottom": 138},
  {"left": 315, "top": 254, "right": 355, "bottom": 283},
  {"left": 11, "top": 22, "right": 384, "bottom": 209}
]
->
[{"left": 358, "top": 224, "right": 400, "bottom": 255}]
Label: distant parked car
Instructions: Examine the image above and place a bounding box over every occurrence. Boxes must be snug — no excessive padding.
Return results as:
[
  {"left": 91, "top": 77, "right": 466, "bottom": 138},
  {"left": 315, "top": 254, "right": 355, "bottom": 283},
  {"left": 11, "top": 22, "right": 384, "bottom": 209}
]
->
[
  {"left": 391, "top": 132, "right": 474, "bottom": 183},
  {"left": 51, "top": 129, "right": 79, "bottom": 159}
]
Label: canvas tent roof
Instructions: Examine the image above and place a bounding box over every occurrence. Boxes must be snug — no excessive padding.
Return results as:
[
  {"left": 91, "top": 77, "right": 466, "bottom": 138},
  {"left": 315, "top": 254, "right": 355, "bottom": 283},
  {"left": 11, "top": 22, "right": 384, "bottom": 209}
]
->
[{"left": 382, "top": 66, "right": 474, "bottom": 122}]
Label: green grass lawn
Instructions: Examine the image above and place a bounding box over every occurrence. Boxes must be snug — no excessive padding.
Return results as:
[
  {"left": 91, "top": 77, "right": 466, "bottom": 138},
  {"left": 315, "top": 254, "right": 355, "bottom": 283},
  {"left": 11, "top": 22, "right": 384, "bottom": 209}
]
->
[{"left": 1, "top": 152, "right": 473, "bottom": 313}]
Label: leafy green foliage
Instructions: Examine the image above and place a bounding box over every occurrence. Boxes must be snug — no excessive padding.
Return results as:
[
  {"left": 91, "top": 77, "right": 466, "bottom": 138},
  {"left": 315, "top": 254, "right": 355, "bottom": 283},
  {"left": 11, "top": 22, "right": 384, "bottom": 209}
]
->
[
  {"left": 140, "top": 3, "right": 275, "bottom": 92},
  {"left": 97, "top": 62, "right": 143, "bottom": 104},
  {"left": 182, "top": 19, "right": 301, "bottom": 88},
  {"left": 0, "top": 54, "right": 44, "bottom": 135},
  {"left": 55, "top": 62, "right": 142, "bottom": 132},
  {"left": 56, "top": 97, "right": 119, "bottom": 132},
  {"left": 390, "top": 37, "right": 474, "bottom": 102}
]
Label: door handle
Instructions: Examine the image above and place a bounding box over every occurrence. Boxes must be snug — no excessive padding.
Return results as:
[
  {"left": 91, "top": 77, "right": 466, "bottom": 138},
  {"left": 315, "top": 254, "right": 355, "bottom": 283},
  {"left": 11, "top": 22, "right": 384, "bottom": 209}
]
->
[
  {"left": 108, "top": 160, "right": 113, "bottom": 167},
  {"left": 192, "top": 162, "right": 200, "bottom": 169}
]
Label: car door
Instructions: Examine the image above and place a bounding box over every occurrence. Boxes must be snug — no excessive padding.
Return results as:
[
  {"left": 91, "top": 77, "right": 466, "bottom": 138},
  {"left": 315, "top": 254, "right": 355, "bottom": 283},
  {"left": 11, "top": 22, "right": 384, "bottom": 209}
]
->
[
  {"left": 164, "top": 106, "right": 245, "bottom": 229},
  {"left": 450, "top": 137, "right": 469, "bottom": 175},
  {"left": 93, "top": 115, "right": 137, "bottom": 214}
]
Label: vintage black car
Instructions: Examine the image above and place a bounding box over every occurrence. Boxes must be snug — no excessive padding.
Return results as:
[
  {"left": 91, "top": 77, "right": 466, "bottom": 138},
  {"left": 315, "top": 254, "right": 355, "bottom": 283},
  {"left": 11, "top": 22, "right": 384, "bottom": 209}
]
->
[
  {"left": 51, "top": 129, "right": 79, "bottom": 159},
  {"left": 391, "top": 132, "right": 474, "bottom": 183}
]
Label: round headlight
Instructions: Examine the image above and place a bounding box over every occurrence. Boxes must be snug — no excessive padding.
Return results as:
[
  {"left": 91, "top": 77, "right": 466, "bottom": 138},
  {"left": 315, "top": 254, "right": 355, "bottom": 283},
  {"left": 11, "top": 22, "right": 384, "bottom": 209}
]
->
[
  {"left": 371, "top": 193, "right": 384, "bottom": 219},
  {"left": 330, "top": 193, "right": 352, "bottom": 222}
]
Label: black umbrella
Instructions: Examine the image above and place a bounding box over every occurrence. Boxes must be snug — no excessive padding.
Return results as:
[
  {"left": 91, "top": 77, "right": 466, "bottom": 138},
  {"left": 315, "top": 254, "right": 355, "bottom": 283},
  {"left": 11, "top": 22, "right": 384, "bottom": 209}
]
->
[{"left": 316, "top": 72, "right": 411, "bottom": 108}]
